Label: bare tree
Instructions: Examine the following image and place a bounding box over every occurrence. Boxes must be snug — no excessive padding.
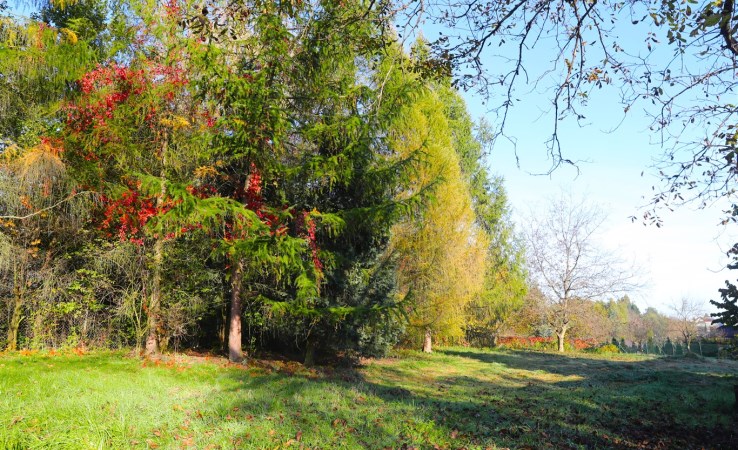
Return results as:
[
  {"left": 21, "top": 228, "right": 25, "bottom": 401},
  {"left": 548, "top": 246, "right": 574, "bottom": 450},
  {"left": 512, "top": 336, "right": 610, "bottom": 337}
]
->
[
  {"left": 670, "top": 297, "right": 704, "bottom": 354},
  {"left": 525, "top": 194, "right": 640, "bottom": 352}
]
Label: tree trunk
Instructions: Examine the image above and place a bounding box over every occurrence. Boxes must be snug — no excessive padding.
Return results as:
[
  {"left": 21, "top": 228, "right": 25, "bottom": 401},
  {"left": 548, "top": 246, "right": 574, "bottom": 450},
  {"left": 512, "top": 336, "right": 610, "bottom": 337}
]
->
[
  {"left": 422, "top": 328, "right": 433, "bottom": 353},
  {"left": 556, "top": 326, "right": 568, "bottom": 352},
  {"left": 7, "top": 290, "right": 23, "bottom": 351},
  {"left": 304, "top": 339, "right": 317, "bottom": 367},
  {"left": 228, "top": 259, "right": 244, "bottom": 363},
  {"left": 219, "top": 298, "right": 227, "bottom": 351},
  {"left": 7, "top": 261, "right": 25, "bottom": 351},
  {"left": 145, "top": 236, "right": 163, "bottom": 356},
  {"left": 146, "top": 134, "right": 168, "bottom": 357}
]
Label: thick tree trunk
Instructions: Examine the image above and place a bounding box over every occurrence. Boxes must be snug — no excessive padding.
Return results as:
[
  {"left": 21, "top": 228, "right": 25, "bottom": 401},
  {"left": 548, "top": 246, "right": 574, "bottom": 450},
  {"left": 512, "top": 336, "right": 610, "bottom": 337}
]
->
[
  {"left": 228, "top": 259, "right": 244, "bottom": 363},
  {"left": 145, "top": 236, "right": 163, "bottom": 356},
  {"left": 422, "top": 328, "right": 433, "bottom": 353},
  {"left": 304, "top": 339, "right": 317, "bottom": 367}
]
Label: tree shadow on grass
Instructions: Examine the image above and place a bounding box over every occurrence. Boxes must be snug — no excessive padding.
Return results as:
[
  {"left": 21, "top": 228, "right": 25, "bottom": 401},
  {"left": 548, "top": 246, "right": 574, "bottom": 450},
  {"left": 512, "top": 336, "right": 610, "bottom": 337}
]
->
[
  {"left": 191, "top": 369, "right": 406, "bottom": 448},
  {"left": 192, "top": 348, "right": 738, "bottom": 449},
  {"left": 436, "top": 348, "right": 738, "bottom": 448}
]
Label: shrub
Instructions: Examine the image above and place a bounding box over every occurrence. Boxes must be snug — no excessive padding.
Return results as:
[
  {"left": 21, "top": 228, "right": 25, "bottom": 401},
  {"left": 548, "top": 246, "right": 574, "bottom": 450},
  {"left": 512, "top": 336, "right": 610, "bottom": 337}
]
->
[
  {"left": 498, "top": 336, "right": 555, "bottom": 350},
  {"left": 591, "top": 343, "right": 619, "bottom": 354},
  {"left": 496, "top": 336, "right": 597, "bottom": 352}
]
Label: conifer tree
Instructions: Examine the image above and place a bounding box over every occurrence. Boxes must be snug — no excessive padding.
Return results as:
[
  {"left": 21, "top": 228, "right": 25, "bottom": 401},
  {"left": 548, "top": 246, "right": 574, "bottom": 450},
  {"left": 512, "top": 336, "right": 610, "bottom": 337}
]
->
[
  {"left": 388, "top": 68, "right": 487, "bottom": 353},
  {"left": 436, "top": 84, "right": 527, "bottom": 347},
  {"left": 711, "top": 277, "right": 738, "bottom": 328}
]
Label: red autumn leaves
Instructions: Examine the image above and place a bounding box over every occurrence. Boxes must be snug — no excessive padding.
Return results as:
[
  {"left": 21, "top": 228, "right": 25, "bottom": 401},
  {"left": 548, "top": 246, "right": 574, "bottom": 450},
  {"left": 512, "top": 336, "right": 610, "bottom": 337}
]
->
[
  {"left": 66, "top": 64, "right": 145, "bottom": 133},
  {"left": 63, "top": 62, "right": 323, "bottom": 273}
]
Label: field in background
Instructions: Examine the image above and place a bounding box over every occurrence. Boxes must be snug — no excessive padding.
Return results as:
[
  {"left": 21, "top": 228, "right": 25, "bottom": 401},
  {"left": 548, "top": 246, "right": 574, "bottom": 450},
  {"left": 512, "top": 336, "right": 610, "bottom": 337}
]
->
[{"left": 1, "top": 348, "right": 737, "bottom": 449}]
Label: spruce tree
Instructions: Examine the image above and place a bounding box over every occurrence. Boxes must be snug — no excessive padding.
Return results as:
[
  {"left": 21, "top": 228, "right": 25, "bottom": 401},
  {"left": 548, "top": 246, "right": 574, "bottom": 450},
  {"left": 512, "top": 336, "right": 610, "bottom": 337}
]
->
[{"left": 711, "top": 277, "right": 738, "bottom": 328}]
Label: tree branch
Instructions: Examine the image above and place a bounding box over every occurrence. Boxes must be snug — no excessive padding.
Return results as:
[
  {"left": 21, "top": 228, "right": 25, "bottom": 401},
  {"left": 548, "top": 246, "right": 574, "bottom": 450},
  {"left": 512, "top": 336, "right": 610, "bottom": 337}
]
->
[{"left": 0, "top": 191, "right": 94, "bottom": 221}]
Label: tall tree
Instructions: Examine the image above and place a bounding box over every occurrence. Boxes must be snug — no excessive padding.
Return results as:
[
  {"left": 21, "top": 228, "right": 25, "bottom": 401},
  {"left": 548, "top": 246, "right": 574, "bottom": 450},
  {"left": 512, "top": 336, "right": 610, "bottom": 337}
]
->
[
  {"left": 389, "top": 77, "right": 487, "bottom": 353},
  {"left": 436, "top": 85, "right": 528, "bottom": 346},
  {"left": 0, "top": 2, "right": 104, "bottom": 351},
  {"left": 160, "top": 0, "right": 411, "bottom": 363},
  {"left": 55, "top": 0, "right": 223, "bottom": 355},
  {"left": 525, "top": 194, "right": 639, "bottom": 352}
]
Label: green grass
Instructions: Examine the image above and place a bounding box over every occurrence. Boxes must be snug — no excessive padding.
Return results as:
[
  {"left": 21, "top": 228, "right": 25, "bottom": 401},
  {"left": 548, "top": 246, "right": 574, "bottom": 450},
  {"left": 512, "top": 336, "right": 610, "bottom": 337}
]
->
[{"left": 1, "top": 348, "right": 737, "bottom": 449}]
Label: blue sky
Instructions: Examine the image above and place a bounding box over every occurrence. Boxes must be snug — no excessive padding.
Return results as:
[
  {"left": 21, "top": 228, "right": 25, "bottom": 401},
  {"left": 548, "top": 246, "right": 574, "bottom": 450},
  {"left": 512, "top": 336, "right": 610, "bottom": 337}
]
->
[{"left": 458, "top": 42, "right": 737, "bottom": 316}]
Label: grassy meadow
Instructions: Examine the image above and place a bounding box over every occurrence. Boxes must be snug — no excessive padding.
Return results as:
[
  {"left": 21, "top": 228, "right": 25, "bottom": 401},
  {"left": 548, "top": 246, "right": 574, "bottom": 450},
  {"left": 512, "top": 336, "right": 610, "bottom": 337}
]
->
[{"left": 1, "top": 348, "right": 737, "bottom": 449}]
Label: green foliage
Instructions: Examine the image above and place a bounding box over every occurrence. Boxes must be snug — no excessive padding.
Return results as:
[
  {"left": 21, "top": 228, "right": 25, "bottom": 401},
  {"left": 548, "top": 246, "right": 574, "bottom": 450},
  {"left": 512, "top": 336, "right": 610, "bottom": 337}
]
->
[
  {"left": 0, "top": 1, "right": 529, "bottom": 362},
  {"left": 38, "top": 0, "right": 107, "bottom": 44},
  {"left": 0, "top": 8, "right": 99, "bottom": 147},
  {"left": 178, "top": 0, "right": 416, "bottom": 359},
  {"left": 592, "top": 343, "right": 620, "bottom": 354}
]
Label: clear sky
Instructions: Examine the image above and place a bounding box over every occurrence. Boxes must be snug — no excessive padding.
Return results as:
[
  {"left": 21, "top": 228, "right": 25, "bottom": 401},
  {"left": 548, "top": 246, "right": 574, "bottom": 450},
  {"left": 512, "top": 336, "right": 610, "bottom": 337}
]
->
[{"left": 458, "top": 47, "right": 737, "bottom": 316}]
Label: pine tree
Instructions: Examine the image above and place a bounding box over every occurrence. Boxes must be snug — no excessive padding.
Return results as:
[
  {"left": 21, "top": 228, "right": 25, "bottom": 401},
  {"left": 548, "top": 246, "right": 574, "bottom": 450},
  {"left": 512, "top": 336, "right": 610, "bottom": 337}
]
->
[{"left": 711, "top": 278, "right": 738, "bottom": 328}]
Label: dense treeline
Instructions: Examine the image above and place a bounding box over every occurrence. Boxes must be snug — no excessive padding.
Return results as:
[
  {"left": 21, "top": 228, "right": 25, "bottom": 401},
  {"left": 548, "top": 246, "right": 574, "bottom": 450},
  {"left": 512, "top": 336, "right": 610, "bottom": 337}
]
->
[{"left": 0, "top": 0, "right": 526, "bottom": 362}]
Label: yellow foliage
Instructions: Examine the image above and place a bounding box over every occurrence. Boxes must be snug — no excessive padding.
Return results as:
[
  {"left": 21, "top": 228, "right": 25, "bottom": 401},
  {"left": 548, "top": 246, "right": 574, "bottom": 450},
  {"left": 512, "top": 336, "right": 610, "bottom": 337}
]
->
[
  {"left": 194, "top": 165, "right": 218, "bottom": 179},
  {"left": 1, "top": 144, "right": 22, "bottom": 162},
  {"left": 17, "top": 143, "right": 65, "bottom": 176},
  {"left": 59, "top": 28, "right": 78, "bottom": 45},
  {"left": 159, "top": 116, "right": 191, "bottom": 130},
  {"left": 0, "top": 17, "right": 19, "bottom": 47},
  {"left": 2, "top": 143, "right": 67, "bottom": 206},
  {"left": 389, "top": 88, "right": 488, "bottom": 343},
  {"left": 49, "top": 0, "right": 81, "bottom": 9}
]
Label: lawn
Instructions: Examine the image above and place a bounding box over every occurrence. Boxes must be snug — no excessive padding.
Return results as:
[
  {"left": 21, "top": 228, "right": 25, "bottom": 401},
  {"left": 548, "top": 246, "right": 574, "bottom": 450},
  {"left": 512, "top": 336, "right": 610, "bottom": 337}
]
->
[{"left": 1, "top": 348, "right": 736, "bottom": 449}]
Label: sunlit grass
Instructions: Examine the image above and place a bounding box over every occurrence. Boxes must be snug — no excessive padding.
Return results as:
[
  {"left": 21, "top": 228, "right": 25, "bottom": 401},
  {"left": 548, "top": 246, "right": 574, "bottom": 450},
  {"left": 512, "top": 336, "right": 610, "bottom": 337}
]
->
[{"left": 1, "top": 347, "right": 736, "bottom": 449}]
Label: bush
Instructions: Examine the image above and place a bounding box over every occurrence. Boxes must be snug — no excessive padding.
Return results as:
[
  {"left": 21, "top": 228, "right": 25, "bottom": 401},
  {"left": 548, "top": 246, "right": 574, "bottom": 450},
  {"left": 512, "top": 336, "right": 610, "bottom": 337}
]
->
[
  {"left": 591, "top": 343, "right": 619, "bottom": 354},
  {"left": 496, "top": 336, "right": 597, "bottom": 352},
  {"left": 497, "top": 336, "right": 555, "bottom": 350}
]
